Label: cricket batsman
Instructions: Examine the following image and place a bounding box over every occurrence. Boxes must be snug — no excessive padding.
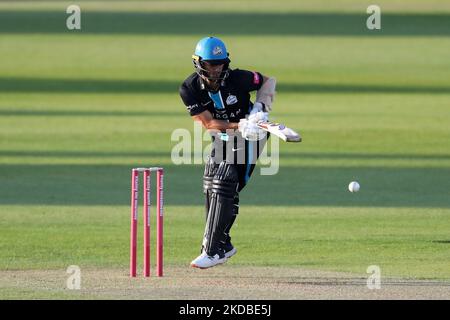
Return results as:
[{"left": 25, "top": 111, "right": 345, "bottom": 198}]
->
[{"left": 179, "top": 37, "right": 276, "bottom": 269}]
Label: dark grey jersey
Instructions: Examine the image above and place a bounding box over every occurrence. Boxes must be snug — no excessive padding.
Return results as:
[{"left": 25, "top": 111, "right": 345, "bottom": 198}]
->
[{"left": 179, "top": 69, "right": 264, "bottom": 122}]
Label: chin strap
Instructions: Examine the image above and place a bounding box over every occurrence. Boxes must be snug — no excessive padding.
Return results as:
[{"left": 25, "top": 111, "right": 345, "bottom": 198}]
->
[{"left": 199, "top": 70, "right": 230, "bottom": 91}]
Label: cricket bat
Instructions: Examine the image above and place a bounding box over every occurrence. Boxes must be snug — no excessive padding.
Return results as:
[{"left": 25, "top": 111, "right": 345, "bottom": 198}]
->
[{"left": 257, "top": 120, "right": 302, "bottom": 142}]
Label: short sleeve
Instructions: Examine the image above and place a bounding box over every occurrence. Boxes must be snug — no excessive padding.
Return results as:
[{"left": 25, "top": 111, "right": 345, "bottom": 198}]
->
[
  {"left": 232, "top": 69, "right": 264, "bottom": 92},
  {"left": 179, "top": 83, "right": 207, "bottom": 116}
]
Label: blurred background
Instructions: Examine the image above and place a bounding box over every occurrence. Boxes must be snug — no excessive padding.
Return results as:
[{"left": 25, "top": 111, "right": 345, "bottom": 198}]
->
[{"left": 0, "top": 1, "right": 449, "bottom": 297}]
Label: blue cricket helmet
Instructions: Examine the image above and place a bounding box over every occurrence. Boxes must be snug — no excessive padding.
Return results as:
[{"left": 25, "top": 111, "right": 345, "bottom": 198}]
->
[
  {"left": 192, "top": 37, "right": 231, "bottom": 82},
  {"left": 193, "top": 37, "right": 230, "bottom": 63}
]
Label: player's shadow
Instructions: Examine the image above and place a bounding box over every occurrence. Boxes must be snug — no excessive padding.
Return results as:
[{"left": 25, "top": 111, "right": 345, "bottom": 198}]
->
[
  {"left": 1, "top": 77, "right": 450, "bottom": 95},
  {"left": 0, "top": 162, "right": 449, "bottom": 207},
  {"left": 0, "top": 11, "right": 449, "bottom": 36}
]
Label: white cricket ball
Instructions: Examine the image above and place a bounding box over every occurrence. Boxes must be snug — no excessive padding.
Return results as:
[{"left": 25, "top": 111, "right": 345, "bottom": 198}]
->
[{"left": 348, "top": 181, "right": 360, "bottom": 193}]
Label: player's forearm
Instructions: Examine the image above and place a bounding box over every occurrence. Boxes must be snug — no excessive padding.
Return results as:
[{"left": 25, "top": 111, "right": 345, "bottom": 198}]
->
[
  {"left": 256, "top": 76, "right": 276, "bottom": 111},
  {"left": 204, "top": 119, "right": 238, "bottom": 131}
]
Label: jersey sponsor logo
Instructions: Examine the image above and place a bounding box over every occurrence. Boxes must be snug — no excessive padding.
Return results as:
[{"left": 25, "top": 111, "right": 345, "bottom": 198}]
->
[
  {"left": 226, "top": 95, "right": 238, "bottom": 105},
  {"left": 201, "top": 101, "right": 212, "bottom": 107},
  {"left": 214, "top": 113, "right": 229, "bottom": 119},
  {"left": 213, "top": 109, "right": 242, "bottom": 120},
  {"left": 230, "top": 109, "right": 242, "bottom": 118},
  {"left": 252, "top": 71, "right": 260, "bottom": 85}
]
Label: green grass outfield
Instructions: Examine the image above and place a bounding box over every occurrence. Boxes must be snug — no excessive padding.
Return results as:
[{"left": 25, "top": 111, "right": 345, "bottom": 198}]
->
[{"left": 1, "top": 0, "right": 450, "bottom": 298}]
